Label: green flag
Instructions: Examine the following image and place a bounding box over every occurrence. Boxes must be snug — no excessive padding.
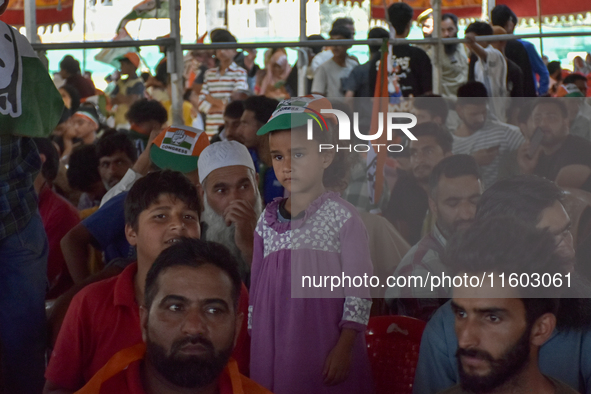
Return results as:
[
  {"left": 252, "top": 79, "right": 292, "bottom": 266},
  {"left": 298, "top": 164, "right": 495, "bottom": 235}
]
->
[{"left": 0, "top": 21, "right": 63, "bottom": 137}]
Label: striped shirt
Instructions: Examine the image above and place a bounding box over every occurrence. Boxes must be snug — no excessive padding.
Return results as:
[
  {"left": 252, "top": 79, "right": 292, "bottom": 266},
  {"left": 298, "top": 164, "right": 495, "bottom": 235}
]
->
[
  {"left": 198, "top": 62, "right": 248, "bottom": 137},
  {"left": 452, "top": 119, "right": 524, "bottom": 188}
]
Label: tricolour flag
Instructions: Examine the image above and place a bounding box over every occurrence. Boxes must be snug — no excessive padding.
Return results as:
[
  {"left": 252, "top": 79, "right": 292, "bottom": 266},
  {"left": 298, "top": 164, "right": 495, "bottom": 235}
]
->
[
  {"left": 117, "top": 0, "right": 169, "bottom": 32},
  {"left": 0, "top": 21, "right": 63, "bottom": 137},
  {"left": 367, "top": 38, "right": 390, "bottom": 206}
]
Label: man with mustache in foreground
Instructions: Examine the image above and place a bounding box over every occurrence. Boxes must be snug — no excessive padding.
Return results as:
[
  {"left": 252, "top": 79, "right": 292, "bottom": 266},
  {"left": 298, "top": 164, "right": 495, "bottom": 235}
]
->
[{"left": 76, "top": 238, "right": 271, "bottom": 394}]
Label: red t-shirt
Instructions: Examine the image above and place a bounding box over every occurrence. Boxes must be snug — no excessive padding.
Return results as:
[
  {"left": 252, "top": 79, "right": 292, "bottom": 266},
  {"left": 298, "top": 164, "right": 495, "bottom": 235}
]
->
[
  {"left": 38, "top": 185, "right": 80, "bottom": 299},
  {"left": 46, "top": 263, "right": 251, "bottom": 391}
]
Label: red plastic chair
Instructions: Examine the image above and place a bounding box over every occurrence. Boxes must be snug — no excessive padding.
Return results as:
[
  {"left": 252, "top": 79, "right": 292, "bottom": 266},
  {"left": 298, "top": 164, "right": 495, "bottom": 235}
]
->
[{"left": 365, "top": 315, "right": 427, "bottom": 394}]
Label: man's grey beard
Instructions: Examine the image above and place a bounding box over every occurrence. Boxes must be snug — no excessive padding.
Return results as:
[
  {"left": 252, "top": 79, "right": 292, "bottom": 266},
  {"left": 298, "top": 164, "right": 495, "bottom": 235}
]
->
[{"left": 202, "top": 193, "right": 263, "bottom": 263}]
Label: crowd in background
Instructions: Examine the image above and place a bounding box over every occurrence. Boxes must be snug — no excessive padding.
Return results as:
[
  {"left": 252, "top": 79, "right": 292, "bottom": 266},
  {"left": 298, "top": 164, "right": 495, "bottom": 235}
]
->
[{"left": 4, "top": 1, "right": 591, "bottom": 393}]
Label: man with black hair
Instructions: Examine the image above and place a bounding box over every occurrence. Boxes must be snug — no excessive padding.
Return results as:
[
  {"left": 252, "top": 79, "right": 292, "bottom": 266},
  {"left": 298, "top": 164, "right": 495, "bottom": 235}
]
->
[
  {"left": 230, "top": 96, "right": 283, "bottom": 204},
  {"left": 344, "top": 27, "right": 389, "bottom": 99},
  {"left": 430, "top": 13, "right": 469, "bottom": 98},
  {"left": 311, "top": 26, "right": 358, "bottom": 97},
  {"left": 558, "top": 74, "right": 591, "bottom": 140},
  {"left": 67, "top": 144, "right": 107, "bottom": 210},
  {"left": 412, "top": 94, "right": 449, "bottom": 126},
  {"left": 385, "top": 154, "right": 483, "bottom": 320},
  {"left": 34, "top": 137, "right": 80, "bottom": 299},
  {"left": 111, "top": 52, "right": 145, "bottom": 127},
  {"left": 59, "top": 55, "right": 96, "bottom": 99},
  {"left": 332, "top": 17, "right": 355, "bottom": 36},
  {"left": 384, "top": 122, "right": 453, "bottom": 245},
  {"left": 96, "top": 131, "right": 137, "bottom": 190},
  {"left": 285, "top": 34, "right": 326, "bottom": 95},
  {"left": 464, "top": 22, "right": 509, "bottom": 121},
  {"left": 198, "top": 29, "right": 248, "bottom": 137},
  {"left": 210, "top": 100, "right": 245, "bottom": 143},
  {"left": 565, "top": 73, "right": 591, "bottom": 121},
  {"left": 563, "top": 73, "right": 589, "bottom": 97},
  {"left": 440, "top": 216, "right": 576, "bottom": 394},
  {"left": 548, "top": 61, "right": 563, "bottom": 96},
  {"left": 75, "top": 238, "right": 269, "bottom": 394},
  {"left": 125, "top": 99, "right": 168, "bottom": 156},
  {"left": 452, "top": 82, "right": 524, "bottom": 188},
  {"left": 491, "top": 25, "right": 525, "bottom": 98},
  {"left": 413, "top": 175, "right": 591, "bottom": 394},
  {"left": 369, "top": 2, "right": 432, "bottom": 97},
  {"left": 491, "top": 4, "right": 539, "bottom": 97},
  {"left": 518, "top": 98, "right": 591, "bottom": 192}
]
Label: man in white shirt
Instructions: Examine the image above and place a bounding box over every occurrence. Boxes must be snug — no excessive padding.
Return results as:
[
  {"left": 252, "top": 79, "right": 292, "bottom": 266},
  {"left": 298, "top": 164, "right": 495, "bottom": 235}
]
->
[
  {"left": 464, "top": 22, "right": 509, "bottom": 122},
  {"left": 311, "top": 26, "right": 358, "bottom": 97}
]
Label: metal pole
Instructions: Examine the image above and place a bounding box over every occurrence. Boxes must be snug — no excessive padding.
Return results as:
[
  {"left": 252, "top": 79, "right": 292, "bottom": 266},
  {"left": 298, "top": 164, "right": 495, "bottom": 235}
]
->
[
  {"left": 83, "top": 0, "right": 87, "bottom": 74},
  {"left": 432, "top": 0, "right": 442, "bottom": 95},
  {"left": 24, "top": 0, "right": 37, "bottom": 43},
  {"left": 168, "top": 0, "right": 184, "bottom": 125},
  {"left": 29, "top": 32, "right": 591, "bottom": 52},
  {"left": 297, "top": 0, "right": 307, "bottom": 96},
  {"left": 536, "top": 0, "right": 544, "bottom": 56}
]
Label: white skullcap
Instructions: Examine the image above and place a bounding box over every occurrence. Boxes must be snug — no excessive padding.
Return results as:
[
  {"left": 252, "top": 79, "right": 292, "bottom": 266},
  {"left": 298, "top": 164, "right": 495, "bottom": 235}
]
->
[{"left": 198, "top": 140, "right": 256, "bottom": 184}]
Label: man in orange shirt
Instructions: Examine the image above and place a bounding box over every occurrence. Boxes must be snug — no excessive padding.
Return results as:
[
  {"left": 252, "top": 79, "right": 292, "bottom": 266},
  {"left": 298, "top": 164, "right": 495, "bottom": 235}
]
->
[{"left": 76, "top": 238, "right": 271, "bottom": 394}]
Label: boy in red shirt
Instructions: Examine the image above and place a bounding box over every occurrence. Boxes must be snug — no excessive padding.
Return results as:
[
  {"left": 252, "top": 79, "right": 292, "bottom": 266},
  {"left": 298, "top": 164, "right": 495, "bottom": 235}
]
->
[{"left": 45, "top": 170, "right": 248, "bottom": 393}]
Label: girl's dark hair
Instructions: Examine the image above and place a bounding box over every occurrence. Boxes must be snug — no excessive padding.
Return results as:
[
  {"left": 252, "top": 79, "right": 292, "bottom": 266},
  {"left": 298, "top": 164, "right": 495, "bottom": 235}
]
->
[{"left": 124, "top": 170, "right": 201, "bottom": 231}]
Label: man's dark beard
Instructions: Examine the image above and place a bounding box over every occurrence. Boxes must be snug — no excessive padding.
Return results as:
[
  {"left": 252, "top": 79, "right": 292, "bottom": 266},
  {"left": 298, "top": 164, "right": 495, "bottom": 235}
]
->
[
  {"left": 146, "top": 335, "right": 233, "bottom": 388},
  {"left": 456, "top": 327, "right": 530, "bottom": 393},
  {"left": 444, "top": 43, "right": 459, "bottom": 56}
]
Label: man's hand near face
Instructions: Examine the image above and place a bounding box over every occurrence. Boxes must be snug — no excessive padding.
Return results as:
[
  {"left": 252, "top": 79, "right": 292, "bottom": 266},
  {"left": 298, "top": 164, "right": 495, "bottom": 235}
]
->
[
  {"left": 223, "top": 199, "right": 258, "bottom": 265},
  {"left": 517, "top": 142, "right": 541, "bottom": 175}
]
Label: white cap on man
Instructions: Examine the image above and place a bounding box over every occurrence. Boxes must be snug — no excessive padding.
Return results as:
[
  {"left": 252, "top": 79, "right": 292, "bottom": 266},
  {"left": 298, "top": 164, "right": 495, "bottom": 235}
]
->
[{"left": 198, "top": 140, "right": 256, "bottom": 184}]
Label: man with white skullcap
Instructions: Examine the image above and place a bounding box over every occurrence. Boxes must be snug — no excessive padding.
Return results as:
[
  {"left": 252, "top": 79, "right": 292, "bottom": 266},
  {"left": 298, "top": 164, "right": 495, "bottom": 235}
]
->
[{"left": 199, "top": 140, "right": 263, "bottom": 285}]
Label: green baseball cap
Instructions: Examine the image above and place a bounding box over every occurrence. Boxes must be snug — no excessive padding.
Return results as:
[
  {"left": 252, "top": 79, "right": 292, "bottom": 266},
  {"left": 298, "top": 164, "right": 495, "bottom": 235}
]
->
[{"left": 256, "top": 94, "right": 337, "bottom": 136}]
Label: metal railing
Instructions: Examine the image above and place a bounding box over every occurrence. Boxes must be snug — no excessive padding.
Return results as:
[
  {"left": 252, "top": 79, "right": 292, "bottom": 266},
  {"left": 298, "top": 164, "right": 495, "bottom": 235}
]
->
[{"left": 29, "top": 31, "right": 591, "bottom": 52}]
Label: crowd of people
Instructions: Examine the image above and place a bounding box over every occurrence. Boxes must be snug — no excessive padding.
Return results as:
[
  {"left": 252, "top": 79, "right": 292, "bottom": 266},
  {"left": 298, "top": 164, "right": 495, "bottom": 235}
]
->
[{"left": 3, "top": 0, "right": 591, "bottom": 393}]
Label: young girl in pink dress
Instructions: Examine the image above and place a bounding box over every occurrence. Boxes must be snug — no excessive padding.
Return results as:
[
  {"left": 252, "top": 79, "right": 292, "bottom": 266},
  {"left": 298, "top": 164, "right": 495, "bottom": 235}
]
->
[{"left": 248, "top": 95, "right": 375, "bottom": 394}]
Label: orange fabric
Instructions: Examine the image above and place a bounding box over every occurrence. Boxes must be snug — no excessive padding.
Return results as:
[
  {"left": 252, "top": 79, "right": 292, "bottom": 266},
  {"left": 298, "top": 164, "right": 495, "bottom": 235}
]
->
[
  {"left": 75, "top": 344, "right": 272, "bottom": 394},
  {"left": 74, "top": 343, "right": 146, "bottom": 394},
  {"left": 370, "top": 40, "right": 390, "bottom": 204}
]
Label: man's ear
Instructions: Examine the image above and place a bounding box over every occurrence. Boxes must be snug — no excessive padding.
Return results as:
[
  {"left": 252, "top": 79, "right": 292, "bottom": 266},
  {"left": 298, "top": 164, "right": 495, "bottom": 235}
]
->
[
  {"left": 444, "top": 151, "right": 453, "bottom": 158},
  {"left": 139, "top": 305, "right": 149, "bottom": 343},
  {"left": 530, "top": 313, "right": 556, "bottom": 347},
  {"left": 39, "top": 153, "right": 47, "bottom": 165},
  {"left": 125, "top": 223, "right": 138, "bottom": 246},
  {"left": 233, "top": 312, "right": 244, "bottom": 348}
]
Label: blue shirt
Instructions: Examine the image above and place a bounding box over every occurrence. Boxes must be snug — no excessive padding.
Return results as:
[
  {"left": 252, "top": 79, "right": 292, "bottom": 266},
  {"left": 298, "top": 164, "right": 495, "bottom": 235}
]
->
[
  {"left": 519, "top": 39, "right": 549, "bottom": 96},
  {"left": 83, "top": 191, "right": 135, "bottom": 263},
  {"left": 249, "top": 148, "right": 283, "bottom": 204},
  {"left": 413, "top": 300, "right": 591, "bottom": 394}
]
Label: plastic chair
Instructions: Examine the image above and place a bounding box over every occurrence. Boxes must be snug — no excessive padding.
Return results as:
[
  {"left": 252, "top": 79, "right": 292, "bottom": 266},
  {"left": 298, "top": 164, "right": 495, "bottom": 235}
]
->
[{"left": 365, "top": 315, "right": 427, "bottom": 394}]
